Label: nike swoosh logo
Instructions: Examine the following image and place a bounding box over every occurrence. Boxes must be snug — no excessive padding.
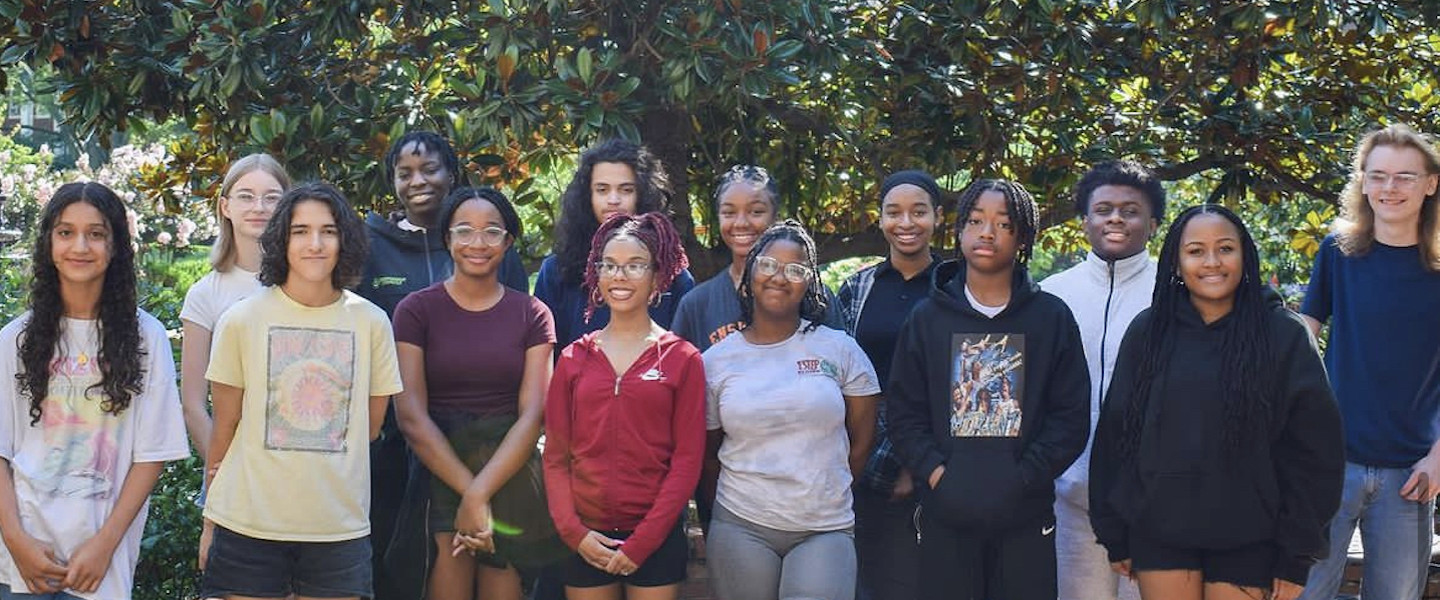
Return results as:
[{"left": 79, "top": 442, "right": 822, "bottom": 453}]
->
[{"left": 1042, "top": 525, "right": 1056, "bottom": 536}]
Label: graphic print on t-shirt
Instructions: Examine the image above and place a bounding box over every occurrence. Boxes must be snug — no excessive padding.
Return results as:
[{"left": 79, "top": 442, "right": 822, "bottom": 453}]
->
[
  {"left": 266, "top": 326, "right": 354, "bottom": 452},
  {"left": 37, "top": 353, "right": 121, "bottom": 498},
  {"left": 949, "top": 333, "right": 1025, "bottom": 437}
]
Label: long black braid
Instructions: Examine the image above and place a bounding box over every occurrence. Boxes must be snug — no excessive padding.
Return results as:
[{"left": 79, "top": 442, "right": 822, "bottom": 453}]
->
[
  {"left": 1116, "top": 204, "right": 1276, "bottom": 463},
  {"left": 950, "top": 179, "right": 1039, "bottom": 264},
  {"left": 737, "top": 220, "right": 828, "bottom": 333}
]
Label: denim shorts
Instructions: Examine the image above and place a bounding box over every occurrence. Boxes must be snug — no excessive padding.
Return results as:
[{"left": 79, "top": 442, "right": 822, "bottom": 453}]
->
[
  {"left": 201, "top": 525, "right": 373, "bottom": 598},
  {"left": 562, "top": 519, "right": 688, "bottom": 589}
]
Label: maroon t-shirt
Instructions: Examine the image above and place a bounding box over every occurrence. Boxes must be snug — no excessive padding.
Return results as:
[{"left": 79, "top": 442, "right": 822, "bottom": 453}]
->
[{"left": 393, "top": 283, "right": 556, "bottom": 417}]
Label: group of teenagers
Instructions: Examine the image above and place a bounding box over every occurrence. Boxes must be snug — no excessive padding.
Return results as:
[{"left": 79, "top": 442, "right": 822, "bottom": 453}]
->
[{"left": 0, "top": 121, "right": 1437, "bottom": 600}]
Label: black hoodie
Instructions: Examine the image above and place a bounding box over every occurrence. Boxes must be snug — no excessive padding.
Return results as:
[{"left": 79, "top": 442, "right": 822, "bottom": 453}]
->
[
  {"left": 355, "top": 211, "right": 528, "bottom": 317},
  {"left": 1088, "top": 289, "right": 1344, "bottom": 585},
  {"left": 887, "top": 259, "right": 1090, "bottom": 532}
]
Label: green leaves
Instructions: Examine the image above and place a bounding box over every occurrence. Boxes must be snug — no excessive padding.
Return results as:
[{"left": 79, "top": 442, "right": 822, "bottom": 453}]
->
[{"left": 6, "top": 0, "right": 1436, "bottom": 273}]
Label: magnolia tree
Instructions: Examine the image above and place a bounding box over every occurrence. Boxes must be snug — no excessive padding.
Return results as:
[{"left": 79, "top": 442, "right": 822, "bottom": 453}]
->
[{"left": 3, "top": 1, "right": 1438, "bottom": 278}]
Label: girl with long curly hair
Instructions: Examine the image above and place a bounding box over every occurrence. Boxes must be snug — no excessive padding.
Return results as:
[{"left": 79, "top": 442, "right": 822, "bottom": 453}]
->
[
  {"left": 534, "top": 140, "right": 695, "bottom": 351},
  {"left": 0, "top": 182, "right": 188, "bottom": 599},
  {"left": 1090, "top": 204, "right": 1344, "bottom": 600},
  {"left": 543, "top": 212, "right": 704, "bottom": 599}
]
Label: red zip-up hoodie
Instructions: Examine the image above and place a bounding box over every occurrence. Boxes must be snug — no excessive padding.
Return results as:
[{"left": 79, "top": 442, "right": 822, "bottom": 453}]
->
[{"left": 542, "top": 331, "right": 706, "bottom": 566}]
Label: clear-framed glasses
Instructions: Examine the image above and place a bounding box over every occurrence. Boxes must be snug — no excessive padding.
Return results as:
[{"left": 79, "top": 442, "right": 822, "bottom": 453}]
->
[
  {"left": 754, "top": 255, "right": 813, "bottom": 284},
  {"left": 594, "top": 262, "right": 653, "bottom": 279},
  {"left": 1364, "top": 171, "right": 1424, "bottom": 190},
  {"left": 449, "top": 225, "right": 508, "bottom": 247},
  {"left": 229, "top": 192, "right": 283, "bottom": 208}
]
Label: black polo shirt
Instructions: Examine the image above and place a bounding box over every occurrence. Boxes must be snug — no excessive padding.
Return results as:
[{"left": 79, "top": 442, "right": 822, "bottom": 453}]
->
[{"left": 855, "top": 257, "right": 938, "bottom": 387}]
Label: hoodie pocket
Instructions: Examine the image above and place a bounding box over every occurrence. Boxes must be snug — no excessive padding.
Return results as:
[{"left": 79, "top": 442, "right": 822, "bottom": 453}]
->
[
  {"left": 925, "top": 446, "right": 1027, "bottom": 531},
  {"left": 1139, "top": 471, "right": 1274, "bottom": 549}
]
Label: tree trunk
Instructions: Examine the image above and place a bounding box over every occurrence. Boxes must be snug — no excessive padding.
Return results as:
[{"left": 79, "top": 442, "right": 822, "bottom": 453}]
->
[{"left": 637, "top": 104, "right": 734, "bottom": 279}]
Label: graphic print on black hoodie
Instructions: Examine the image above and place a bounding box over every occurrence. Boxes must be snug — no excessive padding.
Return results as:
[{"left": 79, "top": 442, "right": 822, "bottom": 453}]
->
[
  {"left": 950, "top": 333, "right": 1024, "bottom": 437},
  {"left": 886, "top": 259, "right": 1089, "bottom": 533}
]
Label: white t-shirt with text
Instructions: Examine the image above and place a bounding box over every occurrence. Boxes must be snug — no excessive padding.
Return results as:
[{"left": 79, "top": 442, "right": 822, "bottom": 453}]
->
[
  {"left": 0, "top": 311, "right": 189, "bottom": 600},
  {"left": 704, "top": 323, "right": 880, "bottom": 532}
]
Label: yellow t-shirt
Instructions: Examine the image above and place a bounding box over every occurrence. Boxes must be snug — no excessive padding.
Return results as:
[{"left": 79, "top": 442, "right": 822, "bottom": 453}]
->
[{"left": 203, "top": 286, "right": 403, "bottom": 542}]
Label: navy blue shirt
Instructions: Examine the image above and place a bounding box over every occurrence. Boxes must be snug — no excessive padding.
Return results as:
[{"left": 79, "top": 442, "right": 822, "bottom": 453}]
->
[{"left": 1301, "top": 234, "right": 1440, "bottom": 467}]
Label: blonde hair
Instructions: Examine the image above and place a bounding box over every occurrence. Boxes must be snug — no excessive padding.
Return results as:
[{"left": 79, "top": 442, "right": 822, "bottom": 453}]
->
[
  {"left": 210, "top": 154, "right": 292, "bottom": 271},
  {"left": 1334, "top": 124, "right": 1440, "bottom": 272}
]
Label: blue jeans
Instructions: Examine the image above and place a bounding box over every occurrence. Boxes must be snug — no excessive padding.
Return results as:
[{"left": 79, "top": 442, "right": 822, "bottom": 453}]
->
[
  {"left": 1299, "top": 462, "right": 1433, "bottom": 600},
  {"left": 0, "top": 584, "right": 82, "bottom": 600}
]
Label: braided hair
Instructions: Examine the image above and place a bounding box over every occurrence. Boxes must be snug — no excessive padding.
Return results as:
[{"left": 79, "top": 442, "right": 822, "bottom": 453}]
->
[
  {"left": 950, "top": 178, "right": 1038, "bottom": 264},
  {"left": 737, "top": 219, "right": 828, "bottom": 334},
  {"left": 715, "top": 165, "right": 782, "bottom": 214},
  {"left": 1116, "top": 204, "right": 1276, "bottom": 463},
  {"left": 582, "top": 212, "right": 689, "bottom": 322}
]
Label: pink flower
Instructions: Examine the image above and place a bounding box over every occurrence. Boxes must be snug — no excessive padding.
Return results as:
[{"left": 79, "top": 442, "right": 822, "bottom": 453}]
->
[{"left": 156, "top": 231, "right": 173, "bottom": 246}]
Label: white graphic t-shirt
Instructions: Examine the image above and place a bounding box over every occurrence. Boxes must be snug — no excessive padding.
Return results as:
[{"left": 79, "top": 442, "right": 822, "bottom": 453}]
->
[
  {"left": 204, "top": 287, "right": 402, "bottom": 542},
  {"left": 704, "top": 323, "right": 880, "bottom": 532},
  {"left": 0, "top": 311, "right": 189, "bottom": 600}
]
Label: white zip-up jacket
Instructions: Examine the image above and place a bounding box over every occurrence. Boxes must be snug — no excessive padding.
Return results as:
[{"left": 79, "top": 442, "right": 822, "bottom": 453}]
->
[{"left": 1040, "top": 250, "right": 1156, "bottom": 508}]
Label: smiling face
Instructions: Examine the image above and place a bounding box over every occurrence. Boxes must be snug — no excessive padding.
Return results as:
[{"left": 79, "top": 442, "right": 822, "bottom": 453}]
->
[
  {"left": 284, "top": 200, "right": 341, "bottom": 288},
  {"left": 880, "top": 183, "right": 937, "bottom": 259},
  {"left": 596, "top": 234, "right": 655, "bottom": 315},
  {"left": 717, "top": 182, "right": 777, "bottom": 263},
  {"left": 959, "top": 190, "right": 1019, "bottom": 275},
  {"left": 51, "top": 201, "right": 114, "bottom": 289},
  {"left": 1178, "top": 212, "right": 1244, "bottom": 321},
  {"left": 749, "top": 239, "right": 810, "bottom": 320},
  {"left": 1363, "top": 144, "right": 1440, "bottom": 230},
  {"left": 1083, "top": 184, "right": 1156, "bottom": 261},
  {"left": 222, "top": 169, "right": 284, "bottom": 241},
  {"left": 448, "top": 197, "right": 511, "bottom": 280},
  {"left": 392, "top": 142, "right": 453, "bottom": 223},
  {"left": 589, "top": 161, "right": 639, "bottom": 224}
]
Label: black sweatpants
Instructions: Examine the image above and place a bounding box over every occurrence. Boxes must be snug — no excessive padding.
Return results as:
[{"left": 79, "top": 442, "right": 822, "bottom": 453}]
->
[
  {"left": 917, "top": 506, "right": 1056, "bottom": 600},
  {"left": 855, "top": 487, "right": 921, "bottom": 600}
]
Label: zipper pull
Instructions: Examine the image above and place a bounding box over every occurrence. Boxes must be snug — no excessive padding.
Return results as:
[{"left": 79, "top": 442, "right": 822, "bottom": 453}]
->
[{"left": 614, "top": 376, "right": 621, "bottom": 396}]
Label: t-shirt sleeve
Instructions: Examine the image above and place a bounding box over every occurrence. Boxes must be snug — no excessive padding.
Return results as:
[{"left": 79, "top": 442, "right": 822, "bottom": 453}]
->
[
  {"left": 837, "top": 332, "right": 882, "bottom": 397},
  {"left": 392, "top": 292, "right": 427, "bottom": 348},
  {"left": 1299, "top": 236, "right": 1334, "bottom": 322},
  {"left": 179, "top": 276, "right": 215, "bottom": 329},
  {"left": 205, "top": 308, "right": 246, "bottom": 388},
  {"left": 134, "top": 316, "right": 191, "bottom": 462},
  {"left": 525, "top": 297, "right": 558, "bottom": 349},
  {"left": 0, "top": 324, "right": 19, "bottom": 460},
  {"left": 704, "top": 349, "right": 724, "bottom": 431},
  {"left": 671, "top": 292, "right": 700, "bottom": 347},
  {"left": 369, "top": 309, "right": 404, "bottom": 397}
]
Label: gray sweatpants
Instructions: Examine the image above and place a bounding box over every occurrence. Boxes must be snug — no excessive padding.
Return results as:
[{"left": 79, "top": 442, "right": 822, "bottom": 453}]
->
[{"left": 707, "top": 503, "right": 856, "bottom": 600}]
